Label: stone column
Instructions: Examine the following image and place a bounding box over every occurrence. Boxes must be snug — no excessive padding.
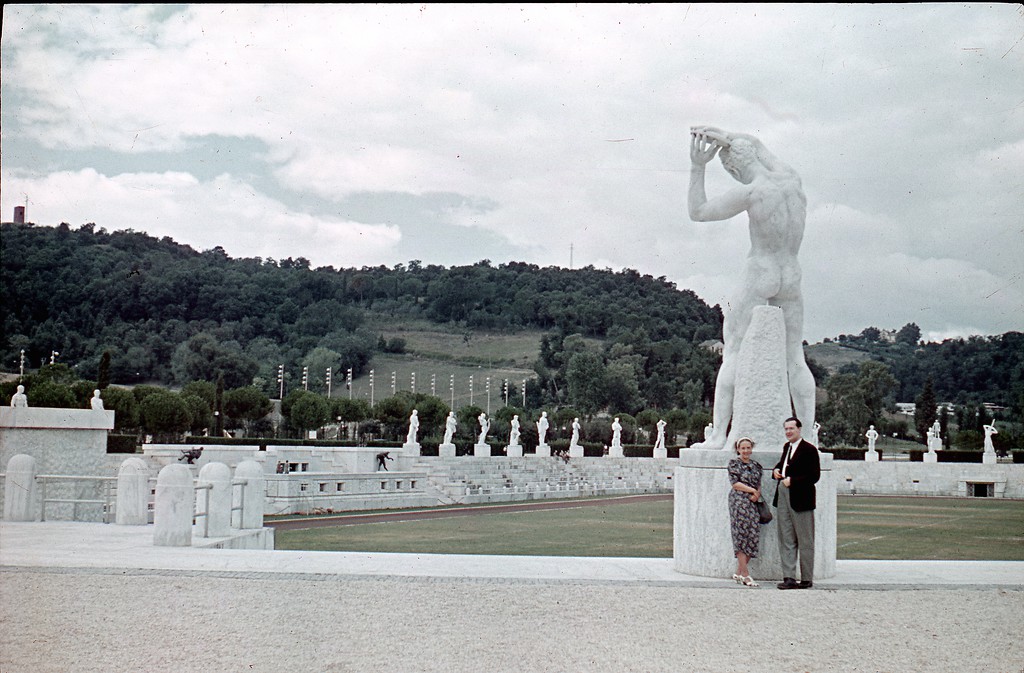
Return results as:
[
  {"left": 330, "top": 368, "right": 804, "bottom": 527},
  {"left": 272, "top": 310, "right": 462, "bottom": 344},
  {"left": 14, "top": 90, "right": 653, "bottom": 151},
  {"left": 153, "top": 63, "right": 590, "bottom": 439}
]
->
[
  {"left": 198, "top": 461, "right": 232, "bottom": 538},
  {"left": 115, "top": 457, "right": 150, "bottom": 525},
  {"left": 234, "top": 460, "right": 265, "bottom": 529},
  {"left": 153, "top": 463, "right": 194, "bottom": 547},
  {"left": 3, "top": 454, "right": 38, "bottom": 522}
]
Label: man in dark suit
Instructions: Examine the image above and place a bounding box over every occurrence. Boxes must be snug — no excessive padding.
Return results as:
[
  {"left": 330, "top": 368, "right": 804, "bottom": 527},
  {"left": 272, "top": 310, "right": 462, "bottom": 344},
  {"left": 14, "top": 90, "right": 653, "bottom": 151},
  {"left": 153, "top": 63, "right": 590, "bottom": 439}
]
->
[{"left": 772, "top": 416, "right": 820, "bottom": 589}]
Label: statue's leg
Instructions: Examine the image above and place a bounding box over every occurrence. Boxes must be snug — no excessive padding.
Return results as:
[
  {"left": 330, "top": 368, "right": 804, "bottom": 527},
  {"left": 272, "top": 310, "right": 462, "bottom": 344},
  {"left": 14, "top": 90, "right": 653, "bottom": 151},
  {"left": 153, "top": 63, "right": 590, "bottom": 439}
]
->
[{"left": 692, "top": 294, "right": 754, "bottom": 449}]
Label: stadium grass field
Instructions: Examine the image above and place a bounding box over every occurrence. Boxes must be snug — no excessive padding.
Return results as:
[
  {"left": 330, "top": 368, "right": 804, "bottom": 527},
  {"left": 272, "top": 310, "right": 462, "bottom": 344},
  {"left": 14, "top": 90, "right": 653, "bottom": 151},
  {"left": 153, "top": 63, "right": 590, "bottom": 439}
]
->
[{"left": 273, "top": 495, "right": 1024, "bottom": 560}]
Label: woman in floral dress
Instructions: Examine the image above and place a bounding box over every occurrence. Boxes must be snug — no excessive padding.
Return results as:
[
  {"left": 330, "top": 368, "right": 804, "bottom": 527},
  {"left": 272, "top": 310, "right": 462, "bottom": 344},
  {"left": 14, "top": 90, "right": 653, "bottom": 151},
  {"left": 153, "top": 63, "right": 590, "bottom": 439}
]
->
[{"left": 728, "top": 437, "right": 763, "bottom": 587}]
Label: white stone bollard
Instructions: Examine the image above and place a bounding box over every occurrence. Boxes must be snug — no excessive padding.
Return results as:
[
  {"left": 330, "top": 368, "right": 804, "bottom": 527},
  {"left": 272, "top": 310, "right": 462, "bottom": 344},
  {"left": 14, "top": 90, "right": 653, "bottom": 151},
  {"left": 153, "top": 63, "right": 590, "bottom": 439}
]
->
[
  {"left": 234, "top": 460, "right": 265, "bottom": 530},
  {"left": 154, "top": 464, "right": 194, "bottom": 547},
  {"left": 116, "top": 457, "right": 151, "bottom": 525},
  {"left": 3, "top": 454, "right": 38, "bottom": 522},
  {"left": 198, "top": 462, "right": 232, "bottom": 537}
]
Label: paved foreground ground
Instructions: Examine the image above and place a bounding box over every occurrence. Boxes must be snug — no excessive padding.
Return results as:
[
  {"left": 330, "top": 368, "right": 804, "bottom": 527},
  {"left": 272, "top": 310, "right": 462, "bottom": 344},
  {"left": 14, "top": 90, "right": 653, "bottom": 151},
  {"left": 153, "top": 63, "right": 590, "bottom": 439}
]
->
[{"left": 1, "top": 521, "right": 1023, "bottom": 672}]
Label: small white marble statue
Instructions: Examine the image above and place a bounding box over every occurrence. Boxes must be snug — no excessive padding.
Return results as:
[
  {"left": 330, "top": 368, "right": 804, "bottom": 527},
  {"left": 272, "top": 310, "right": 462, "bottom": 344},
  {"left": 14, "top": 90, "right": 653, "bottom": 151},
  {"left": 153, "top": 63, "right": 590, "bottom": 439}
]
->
[
  {"left": 703, "top": 422, "right": 714, "bottom": 442},
  {"left": 90, "top": 389, "right": 105, "bottom": 411},
  {"left": 443, "top": 412, "right": 457, "bottom": 444},
  {"left": 509, "top": 415, "right": 521, "bottom": 446},
  {"left": 406, "top": 409, "right": 419, "bottom": 444},
  {"left": 10, "top": 385, "right": 28, "bottom": 407},
  {"left": 611, "top": 417, "right": 622, "bottom": 447},
  {"left": 654, "top": 419, "right": 667, "bottom": 450},
  {"left": 477, "top": 412, "right": 490, "bottom": 445},
  {"left": 688, "top": 126, "right": 816, "bottom": 450},
  {"left": 570, "top": 417, "right": 581, "bottom": 448},
  {"left": 865, "top": 425, "right": 879, "bottom": 451},
  {"left": 536, "top": 411, "right": 549, "bottom": 445},
  {"left": 926, "top": 426, "right": 941, "bottom": 453},
  {"left": 983, "top": 424, "right": 998, "bottom": 454}
]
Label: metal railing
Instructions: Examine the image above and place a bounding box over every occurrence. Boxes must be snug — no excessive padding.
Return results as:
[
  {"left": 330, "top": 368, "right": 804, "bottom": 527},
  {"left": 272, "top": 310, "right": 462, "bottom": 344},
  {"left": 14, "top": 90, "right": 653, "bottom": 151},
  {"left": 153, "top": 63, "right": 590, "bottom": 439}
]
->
[{"left": 36, "top": 474, "right": 117, "bottom": 523}]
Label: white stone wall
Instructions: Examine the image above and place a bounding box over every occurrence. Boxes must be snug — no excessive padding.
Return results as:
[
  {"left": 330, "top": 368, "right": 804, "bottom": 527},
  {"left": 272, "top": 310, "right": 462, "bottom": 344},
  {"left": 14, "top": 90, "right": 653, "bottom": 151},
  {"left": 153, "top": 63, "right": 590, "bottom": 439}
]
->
[
  {"left": 831, "top": 460, "right": 1024, "bottom": 498},
  {"left": 0, "top": 408, "right": 117, "bottom": 521}
]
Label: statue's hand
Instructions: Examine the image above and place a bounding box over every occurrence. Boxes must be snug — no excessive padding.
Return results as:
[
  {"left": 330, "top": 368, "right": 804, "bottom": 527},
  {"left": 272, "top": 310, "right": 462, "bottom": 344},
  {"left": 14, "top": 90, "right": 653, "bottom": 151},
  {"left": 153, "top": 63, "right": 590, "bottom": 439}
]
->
[{"left": 690, "top": 131, "right": 721, "bottom": 165}]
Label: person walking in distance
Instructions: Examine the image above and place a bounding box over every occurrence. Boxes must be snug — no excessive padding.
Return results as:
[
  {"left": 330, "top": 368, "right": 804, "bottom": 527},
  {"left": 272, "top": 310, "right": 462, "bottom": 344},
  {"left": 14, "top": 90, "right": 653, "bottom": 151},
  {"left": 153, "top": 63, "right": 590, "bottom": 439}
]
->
[{"left": 772, "top": 417, "right": 820, "bottom": 589}]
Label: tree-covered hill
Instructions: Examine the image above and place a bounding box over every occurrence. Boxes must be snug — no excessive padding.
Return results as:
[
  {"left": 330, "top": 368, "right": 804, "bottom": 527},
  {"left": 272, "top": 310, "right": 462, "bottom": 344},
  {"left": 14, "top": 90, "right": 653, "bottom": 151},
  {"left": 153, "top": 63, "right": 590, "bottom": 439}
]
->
[{"left": 0, "top": 222, "right": 723, "bottom": 408}]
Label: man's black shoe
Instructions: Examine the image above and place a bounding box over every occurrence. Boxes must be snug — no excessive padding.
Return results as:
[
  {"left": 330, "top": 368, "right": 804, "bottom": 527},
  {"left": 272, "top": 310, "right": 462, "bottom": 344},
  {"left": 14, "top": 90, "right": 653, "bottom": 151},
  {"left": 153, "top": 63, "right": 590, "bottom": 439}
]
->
[
  {"left": 797, "top": 580, "right": 813, "bottom": 589},
  {"left": 777, "top": 578, "right": 799, "bottom": 590}
]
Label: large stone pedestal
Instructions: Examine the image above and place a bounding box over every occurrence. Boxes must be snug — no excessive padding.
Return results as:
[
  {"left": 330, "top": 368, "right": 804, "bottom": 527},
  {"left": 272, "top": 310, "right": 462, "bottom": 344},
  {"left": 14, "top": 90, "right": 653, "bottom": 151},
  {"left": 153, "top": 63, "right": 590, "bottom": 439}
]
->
[
  {"left": 439, "top": 443, "right": 456, "bottom": 458},
  {"left": 568, "top": 444, "right": 584, "bottom": 458},
  {"left": 535, "top": 444, "right": 551, "bottom": 457},
  {"left": 507, "top": 443, "right": 523, "bottom": 458},
  {"left": 473, "top": 443, "right": 491, "bottom": 457},
  {"left": 673, "top": 449, "right": 836, "bottom": 580}
]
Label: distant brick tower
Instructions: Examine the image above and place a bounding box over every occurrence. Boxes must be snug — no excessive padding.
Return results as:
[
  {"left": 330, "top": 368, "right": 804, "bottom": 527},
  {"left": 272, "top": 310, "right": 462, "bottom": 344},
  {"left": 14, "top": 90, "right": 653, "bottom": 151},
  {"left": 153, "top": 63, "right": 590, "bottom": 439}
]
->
[{"left": 13, "top": 206, "right": 26, "bottom": 223}]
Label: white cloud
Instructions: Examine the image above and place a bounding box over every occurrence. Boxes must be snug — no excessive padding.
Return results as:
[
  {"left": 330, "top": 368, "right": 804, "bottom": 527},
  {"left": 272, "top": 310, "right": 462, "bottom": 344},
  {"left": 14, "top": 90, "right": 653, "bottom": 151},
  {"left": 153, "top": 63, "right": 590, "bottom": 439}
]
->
[{"left": 0, "top": 169, "right": 401, "bottom": 266}]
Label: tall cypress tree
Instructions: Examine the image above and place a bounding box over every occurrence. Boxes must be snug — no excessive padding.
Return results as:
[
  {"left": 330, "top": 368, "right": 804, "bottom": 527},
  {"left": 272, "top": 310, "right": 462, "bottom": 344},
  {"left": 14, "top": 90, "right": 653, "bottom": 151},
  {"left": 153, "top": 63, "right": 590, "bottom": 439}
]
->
[{"left": 914, "top": 378, "right": 937, "bottom": 444}]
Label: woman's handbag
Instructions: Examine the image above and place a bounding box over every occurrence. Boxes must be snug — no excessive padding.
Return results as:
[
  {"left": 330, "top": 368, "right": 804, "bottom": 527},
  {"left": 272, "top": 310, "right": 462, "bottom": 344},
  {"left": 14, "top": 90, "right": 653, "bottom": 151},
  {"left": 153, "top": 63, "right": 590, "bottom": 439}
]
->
[{"left": 756, "top": 499, "right": 773, "bottom": 524}]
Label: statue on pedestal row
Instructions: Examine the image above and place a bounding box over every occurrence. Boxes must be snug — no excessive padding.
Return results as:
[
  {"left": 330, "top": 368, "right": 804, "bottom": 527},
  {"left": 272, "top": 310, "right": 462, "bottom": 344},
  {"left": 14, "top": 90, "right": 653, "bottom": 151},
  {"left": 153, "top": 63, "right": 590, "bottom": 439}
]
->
[
  {"left": 10, "top": 385, "right": 28, "bottom": 407},
  {"left": 443, "top": 412, "right": 457, "bottom": 445}
]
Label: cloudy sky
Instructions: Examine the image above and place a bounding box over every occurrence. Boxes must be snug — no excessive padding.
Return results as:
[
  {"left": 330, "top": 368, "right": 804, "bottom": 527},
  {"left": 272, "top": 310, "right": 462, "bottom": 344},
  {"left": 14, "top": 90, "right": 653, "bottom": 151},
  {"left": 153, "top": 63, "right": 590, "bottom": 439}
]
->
[{"left": 2, "top": 4, "right": 1022, "bottom": 343}]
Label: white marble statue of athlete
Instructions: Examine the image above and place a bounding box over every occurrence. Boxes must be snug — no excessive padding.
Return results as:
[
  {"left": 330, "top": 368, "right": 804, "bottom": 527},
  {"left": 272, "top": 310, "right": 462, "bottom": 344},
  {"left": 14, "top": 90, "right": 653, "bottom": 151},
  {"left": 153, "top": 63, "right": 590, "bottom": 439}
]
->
[{"left": 687, "top": 126, "right": 816, "bottom": 449}]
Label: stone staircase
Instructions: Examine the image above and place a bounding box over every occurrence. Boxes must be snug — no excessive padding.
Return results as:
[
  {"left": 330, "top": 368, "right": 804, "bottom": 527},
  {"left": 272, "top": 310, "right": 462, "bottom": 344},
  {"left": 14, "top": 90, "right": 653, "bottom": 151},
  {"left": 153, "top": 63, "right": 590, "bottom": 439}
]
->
[{"left": 414, "top": 456, "right": 679, "bottom": 505}]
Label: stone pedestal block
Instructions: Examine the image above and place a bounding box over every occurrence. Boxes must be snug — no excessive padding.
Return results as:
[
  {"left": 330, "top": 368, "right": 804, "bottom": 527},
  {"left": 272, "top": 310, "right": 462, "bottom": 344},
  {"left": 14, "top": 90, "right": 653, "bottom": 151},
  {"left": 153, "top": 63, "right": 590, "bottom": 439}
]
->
[
  {"left": 3, "top": 454, "right": 38, "bottom": 522},
  {"left": 198, "top": 462, "right": 232, "bottom": 538},
  {"left": 535, "top": 444, "right": 551, "bottom": 457},
  {"left": 924, "top": 451, "right": 938, "bottom": 463},
  {"left": 568, "top": 444, "right": 584, "bottom": 458},
  {"left": 653, "top": 447, "right": 668, "bottom": 460},
  {"left": 439, "top": 443, "right": 456, "bottom": 458},
  {"left": 507, "top": 444, "right": 523, "bottom": 458},
  {"left": 673, "top": 449, "right": 836, "bottom": 580},
  {"left": 608, "top": 444, "right": 624, "bottom": 458},
  {"left": 983, "top": 451, "right": 997, "bottom": 465},
  {"left": 865, "top": 450, "right": 879, "bottom": 462},
  {"left": 473, "top": 443, "right": 491, "bottom": 457},
  {"left": 724, "top": 305, "right": 790, "bottom": 453},
  {"left": 115, "top": 457, "right": 151, "bottom": 525},
  {"left": 154, "top": 464, "right": 194, "bottom": 547},
  {"left": 402, "top": 442, "right": 421, "bottom": 457}
]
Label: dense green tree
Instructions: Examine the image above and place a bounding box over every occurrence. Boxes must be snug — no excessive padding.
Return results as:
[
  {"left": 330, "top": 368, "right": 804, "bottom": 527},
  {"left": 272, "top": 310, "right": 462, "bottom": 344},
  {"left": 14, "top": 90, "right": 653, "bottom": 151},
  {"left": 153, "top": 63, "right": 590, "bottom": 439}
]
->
[
  {"left": 896, "top": 322, "right": 921, "bottom": 346},
  {"left": 373, "top": 395, "right": 412, "bottom": 440},
  {"left": 332, "top": 397, "right": 371, "bottom": 424},
  {"left": 223, "top": 386, "right": 272, "bottom": 435},
  {"left": 287, "top": 391, "right": 331, "bottom": 434},
  {"left": 25, "top": 380, "right": 77, "bottom": 408},
  {"left": 139, "top": 391, "right": 191, "bottom": 439},
  {"left": 181, "top": 393, "right": 213, "bottom": 434},
  {"left": 101, "top": 386, "right": 140, "bottom": 432}
]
